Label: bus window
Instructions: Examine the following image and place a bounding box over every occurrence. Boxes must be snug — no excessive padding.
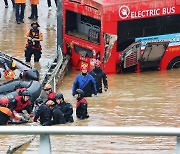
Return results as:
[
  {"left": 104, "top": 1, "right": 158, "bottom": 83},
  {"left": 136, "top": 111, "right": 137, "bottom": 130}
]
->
[
  {"left": 144, "top": 27, "right": 160, "bottom": 36},
  {"left": 117, "top": 14, "right": 180, "bottom": 52},
  {"left": 65, "top": 10, "right": 101, "bottom": 44},
  {"left": 74, "top": 45, "right": 93, "bottom": 58}
]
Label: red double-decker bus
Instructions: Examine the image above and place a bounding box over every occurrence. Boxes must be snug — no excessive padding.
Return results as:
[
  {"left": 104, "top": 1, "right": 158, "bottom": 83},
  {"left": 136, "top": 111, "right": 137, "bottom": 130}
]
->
[{"left": 62, "top": 0, "right": 180, "bottom": 73}]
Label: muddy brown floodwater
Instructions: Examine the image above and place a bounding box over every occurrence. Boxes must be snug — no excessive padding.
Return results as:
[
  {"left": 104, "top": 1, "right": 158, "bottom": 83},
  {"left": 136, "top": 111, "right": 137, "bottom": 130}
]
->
[{"left": 0, "top": 1, "right": 180, "bottom": 153}]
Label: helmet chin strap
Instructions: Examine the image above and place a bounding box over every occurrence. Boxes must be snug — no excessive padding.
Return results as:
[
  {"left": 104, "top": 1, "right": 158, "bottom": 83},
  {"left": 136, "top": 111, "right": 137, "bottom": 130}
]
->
[{"left": 82, "top": 73, "right": 87, "bottom": 76}]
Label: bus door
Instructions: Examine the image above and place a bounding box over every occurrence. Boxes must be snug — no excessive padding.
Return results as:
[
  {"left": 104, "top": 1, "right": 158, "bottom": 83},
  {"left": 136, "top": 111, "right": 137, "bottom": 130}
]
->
[
  {"left": 102, "top": 33, "right": 117, "bottom": 64},
  {"left": 140, "top": 42, "right": 169, "bottom": 70},
  {"left": 120, "top": 42, "right": 141, "bottom": 68}
]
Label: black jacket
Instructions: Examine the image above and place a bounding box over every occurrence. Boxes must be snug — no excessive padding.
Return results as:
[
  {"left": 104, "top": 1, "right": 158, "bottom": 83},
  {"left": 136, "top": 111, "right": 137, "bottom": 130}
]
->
[
  {"left": 51, "top": 106, "right": 66, "bottom": 124},
  {"left": 34, "top": 104, "right": 52, "bottom": 125},
  {"left": 56, "top": 101, "right": 73, "bottom": 118},
  {"left": 89, "top": 67, "right": 108, "bottom": 93},
  {"left": 76, "top": 97, "right": 89, "bottom": 119}
]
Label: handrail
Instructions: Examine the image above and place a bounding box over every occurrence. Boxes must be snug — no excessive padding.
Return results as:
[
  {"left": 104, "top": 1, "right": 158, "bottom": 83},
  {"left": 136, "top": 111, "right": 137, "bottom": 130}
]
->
[
  {"left": 0, "top": 126, "right": 180, "bottom": 135},
  {"left": 1, "top": 126, "right": 180, "bottom": 154}
]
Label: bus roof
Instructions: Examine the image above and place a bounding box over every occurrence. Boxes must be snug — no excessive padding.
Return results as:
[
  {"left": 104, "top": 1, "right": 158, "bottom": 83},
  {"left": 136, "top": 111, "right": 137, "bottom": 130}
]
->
[{"left": 93, "top": 0, "right": 158, "bottom": 6}]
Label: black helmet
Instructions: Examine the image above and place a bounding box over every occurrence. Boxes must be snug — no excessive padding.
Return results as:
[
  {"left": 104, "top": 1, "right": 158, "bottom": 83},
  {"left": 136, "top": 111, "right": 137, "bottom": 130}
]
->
[
  {"left": 76, "top": 89, "right": 84, "bottom": 96},
  {"left": 31, "top": 21, "right": 40, "bottom": 27},
  {"left": 35, "top": 98, "right": 43, "bottom": 105},
  {"left": 55, "top": 93, "right": 64, "bottom": 99},
  {"left": 21, "top": 90, "right": 31, "bottom": 96}
]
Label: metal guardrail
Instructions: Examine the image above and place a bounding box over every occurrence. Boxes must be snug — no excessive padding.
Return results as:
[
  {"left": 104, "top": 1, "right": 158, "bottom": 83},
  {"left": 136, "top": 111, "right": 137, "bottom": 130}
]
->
[
  {"left": 1, "top": 126, "right": 180, "bottom": 154},
  {"left": 40, "top": 47, "right": 70, "bottom": 98}
]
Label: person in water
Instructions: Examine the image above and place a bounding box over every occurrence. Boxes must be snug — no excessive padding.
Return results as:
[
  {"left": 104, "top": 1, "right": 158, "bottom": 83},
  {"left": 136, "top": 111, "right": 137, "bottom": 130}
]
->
[
  {"left": 33, "top": 98, "right": 52, "bottom": 126},
  {"left": 72, "top": 65, "right": 97, "bottom": 97},
  {"left": 75, "top": 89, "right": 89, "bottom": 120},
  {"left": 55, "top": 93, "right": 74, "bottom": 123},
  {"left": 9, "top": 90, "right": 33, "bottom": 116},
  {"left": 43, "top": 83, "right": 56, "bottom": 102},
  {"left": 89, "top": 59, "right": 108, "bottom": 93},
  {"left": 48, "top": 100, "right": 66, "bottom": 125},
  {"left": 0, "top": 97, "right": 25, "bottom": 125}
]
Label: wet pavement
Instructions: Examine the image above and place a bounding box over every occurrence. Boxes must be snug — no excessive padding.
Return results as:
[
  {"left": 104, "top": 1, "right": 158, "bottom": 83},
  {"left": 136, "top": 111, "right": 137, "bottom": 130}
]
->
[
  {"left": 0, "top": 1, "right": 180, "bottom": 153},
  {"left": 0, "top": 0, "right": 57, "bottom": 79}
]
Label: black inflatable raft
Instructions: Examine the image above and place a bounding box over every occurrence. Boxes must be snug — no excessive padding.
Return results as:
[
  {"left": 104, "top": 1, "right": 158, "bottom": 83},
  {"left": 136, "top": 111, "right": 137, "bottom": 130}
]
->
[
  {"left": 0, "top": 80, "right": 41, "bottom": 102},
  {"left": 0, "top": 51, "right": 39, "bottom": 81}
]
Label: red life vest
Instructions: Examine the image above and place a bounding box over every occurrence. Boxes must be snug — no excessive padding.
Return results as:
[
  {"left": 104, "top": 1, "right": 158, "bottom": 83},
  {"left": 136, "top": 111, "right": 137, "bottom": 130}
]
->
[
  {"left": 76, "top": 98, "right": 88, "bottom": 108},
  {"left": 26, "top": 29, "right": 42, "bottom": 50},
  {"left": 48, "top": 92, "right": 56, "bottom": 100},
  {"left": 14, "top": 96, "right": 31, "bottom": 112}
]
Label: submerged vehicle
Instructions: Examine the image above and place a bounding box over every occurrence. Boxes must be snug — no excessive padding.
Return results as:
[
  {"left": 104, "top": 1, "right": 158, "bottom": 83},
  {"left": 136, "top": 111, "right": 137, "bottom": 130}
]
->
[
  {"left": 62, "top": 0, "right": 180, "bottom": 73},
  {"left": 0, "top": 51, "right": 39, "bottom": 81}
]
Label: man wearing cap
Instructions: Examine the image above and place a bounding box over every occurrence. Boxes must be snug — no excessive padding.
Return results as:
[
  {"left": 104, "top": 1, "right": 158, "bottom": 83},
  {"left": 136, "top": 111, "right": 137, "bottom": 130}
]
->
[
  {"left": 72, "top": 64, "right": 97, "bottom": 97},
  {"left": 25, "top": 22, "right": 43, "bottom": 62},
  {"left": 89, "top": 59, "right": 108, "bottom": 93}
]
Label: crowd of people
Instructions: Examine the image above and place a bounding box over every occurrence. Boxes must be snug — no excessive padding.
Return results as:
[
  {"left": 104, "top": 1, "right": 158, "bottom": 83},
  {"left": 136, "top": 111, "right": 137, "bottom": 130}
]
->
[
  {"left": 4, "top": 0, "right": 57, "bottom": 24},
  {"left": 32, "top": 59, "right": 108, "bottom": 125},
  {"left": 2, "top": 1, "right": 108, "bottom": 124},
  {"left": 0, "top": 58, "right": 108, "bottom": 125}
]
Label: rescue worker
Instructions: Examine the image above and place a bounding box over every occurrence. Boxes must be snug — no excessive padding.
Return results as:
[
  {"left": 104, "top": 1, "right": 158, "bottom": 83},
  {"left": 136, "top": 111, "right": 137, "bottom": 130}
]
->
[
  {"left": 9, "top": 90, "right": 33, "bottom": 115},
  {"left": 15, "top": 0, "right": 26, "bottom": 24},
  {"left": 43, "top": 83, "right": 56, "bottom": 102},
  {"left": 72, "top": 65, "right": 97, "bottom": 97},
  {"left": 49, "top": 101, "right": 66, "bottom": 125},
  {"left": 0, "top": 97, "right": 25, "bottom": 125},
  {"left": 89, "top": 59, "right": 108, "bottom": 93},
  {"left": 28, "top": 0, "right": 39, "bottom": 20},
  {"left": 55, "top": 93, "right": 74, "bottom": 123},
  {"left": 33, "top": 98, "right": 52, "bottom": 126},
  {"left": 25, "top": 22, "right": 43, "bottom": 62},
  {"left": 75, "top": 89, "right": 89, "bottom": 120}
]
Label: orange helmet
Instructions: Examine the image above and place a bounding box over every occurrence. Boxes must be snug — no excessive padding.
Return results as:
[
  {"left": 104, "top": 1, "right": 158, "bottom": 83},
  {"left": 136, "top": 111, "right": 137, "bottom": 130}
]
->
[
  {"left": 46, "top": 100, "right": 54, "bottom": 106},
  {"left": 81, "top": 65, "right": 88, "bottom": 70},
  {"left": 44, "top": 84, "right": 52, "bottom": 91},
  {"left": 4, "top": 69, "right": 15, "bottom": 80},
  {"left": 94, "top": 59, "right": 101, "bottom": 66},
  {"left": 0, "top": 97, "right": 9, "bottom": 106}
]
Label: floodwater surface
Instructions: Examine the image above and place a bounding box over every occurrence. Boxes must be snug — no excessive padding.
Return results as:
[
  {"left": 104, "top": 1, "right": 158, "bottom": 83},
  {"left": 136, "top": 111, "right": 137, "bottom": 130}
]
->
[{"left": 0, "top": 1, "right": 180, "bottom": 153}]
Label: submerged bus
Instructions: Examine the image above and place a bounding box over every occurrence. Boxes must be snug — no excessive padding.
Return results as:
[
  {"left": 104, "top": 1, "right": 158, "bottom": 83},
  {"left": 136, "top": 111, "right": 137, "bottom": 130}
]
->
[{"left": 62, "top": 0, "right": 180, "bottom": 73}]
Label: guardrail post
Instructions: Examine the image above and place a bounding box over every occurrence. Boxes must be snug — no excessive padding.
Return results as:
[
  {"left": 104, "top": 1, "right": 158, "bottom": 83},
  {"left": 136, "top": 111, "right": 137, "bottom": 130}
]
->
[
  {"left": 39, "top": 134, "right": 51, "bottom": 154},
  {"left": 53, "top": 77, "right": 56, "bottom": 93},
  {"left": 176, "top": 136, "right": 180, "bottom": 154}
]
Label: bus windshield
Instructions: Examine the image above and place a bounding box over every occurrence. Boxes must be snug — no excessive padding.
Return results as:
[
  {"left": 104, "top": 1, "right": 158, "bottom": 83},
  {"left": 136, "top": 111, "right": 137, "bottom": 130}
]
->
[{"left": 65, "top": 10, "right": 101, "bottom": 44}]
